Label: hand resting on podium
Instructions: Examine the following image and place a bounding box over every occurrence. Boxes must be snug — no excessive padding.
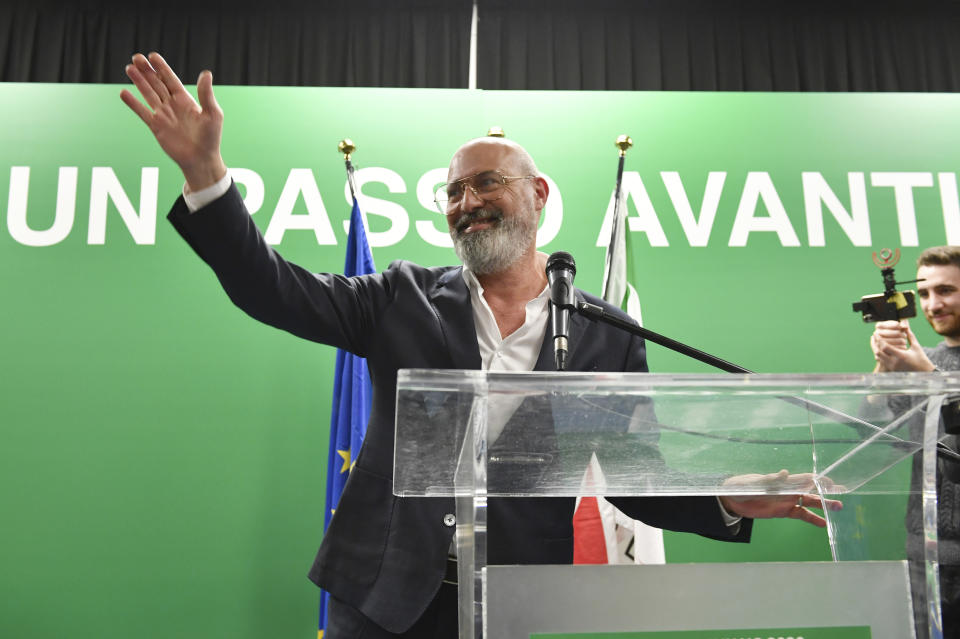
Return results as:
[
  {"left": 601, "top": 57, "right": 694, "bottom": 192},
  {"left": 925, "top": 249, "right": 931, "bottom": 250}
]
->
[{"left": 719, "top": 469, "right": 843, "bottom": 528}]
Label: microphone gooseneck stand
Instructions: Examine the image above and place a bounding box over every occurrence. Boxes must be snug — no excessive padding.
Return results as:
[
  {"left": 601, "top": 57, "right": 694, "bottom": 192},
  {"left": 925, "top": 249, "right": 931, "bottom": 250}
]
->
[
  {"left": 576, "top": 300, "right": 749, "bottom": 374},
  {"left": 570, "top": 297, "right": 960, "bottom": 464}
]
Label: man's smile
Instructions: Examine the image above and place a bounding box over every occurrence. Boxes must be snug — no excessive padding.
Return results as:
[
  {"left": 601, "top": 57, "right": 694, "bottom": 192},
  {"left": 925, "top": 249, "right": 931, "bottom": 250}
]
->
[{"left": 455, "top": 210, "right": 503, "bottom": 235}]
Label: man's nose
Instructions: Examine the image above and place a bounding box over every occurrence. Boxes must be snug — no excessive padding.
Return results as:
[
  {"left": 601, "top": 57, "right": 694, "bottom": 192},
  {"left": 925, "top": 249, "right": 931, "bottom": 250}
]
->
[{"left": 457, "top": 186, "right": 485, "bottom": 212}]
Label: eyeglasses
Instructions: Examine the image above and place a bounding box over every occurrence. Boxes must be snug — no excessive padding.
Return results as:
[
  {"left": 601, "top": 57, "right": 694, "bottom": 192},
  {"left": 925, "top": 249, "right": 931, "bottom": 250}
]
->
[{"left": 433, "top": 170, "right": 537, "bottom": 215}]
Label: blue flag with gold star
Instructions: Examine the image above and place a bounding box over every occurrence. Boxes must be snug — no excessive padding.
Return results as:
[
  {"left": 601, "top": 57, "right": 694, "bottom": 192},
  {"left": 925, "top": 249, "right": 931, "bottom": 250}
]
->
[{"left": 319, "top": 192, "right": 375, "bottom": 637}]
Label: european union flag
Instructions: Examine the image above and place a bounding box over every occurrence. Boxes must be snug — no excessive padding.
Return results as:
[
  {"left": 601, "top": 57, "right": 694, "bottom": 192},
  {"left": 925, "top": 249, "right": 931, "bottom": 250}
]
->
[{"left": 319, "top": 195, "right": 375, "bottom": 637}]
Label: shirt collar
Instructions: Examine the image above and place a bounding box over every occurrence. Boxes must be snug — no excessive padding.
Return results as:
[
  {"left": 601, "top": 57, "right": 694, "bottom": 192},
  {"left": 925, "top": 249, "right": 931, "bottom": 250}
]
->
[{"left": 461, "top": 266, "right": 550, "bottom": 301}]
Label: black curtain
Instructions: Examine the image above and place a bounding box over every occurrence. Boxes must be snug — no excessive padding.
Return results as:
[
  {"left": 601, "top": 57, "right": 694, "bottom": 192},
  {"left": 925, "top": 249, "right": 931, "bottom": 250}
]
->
[
  {"left": 0, "top": 0, "right": 472, "bottom": 87},
  {"left": 2, "top": 0, "right": 960, "bottom": 91},
  {"left": 477, "top": 0, "right": 960, "bottom": 91}
]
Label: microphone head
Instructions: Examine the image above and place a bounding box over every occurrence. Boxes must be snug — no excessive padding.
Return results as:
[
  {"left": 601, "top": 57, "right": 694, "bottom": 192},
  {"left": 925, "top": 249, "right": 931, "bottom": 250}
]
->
[
  {"left": 546, "top": 251, "right": 576, "bottom": 309},
  {"left": 546, "top": 251, "right": 576, "bottom": 276}
]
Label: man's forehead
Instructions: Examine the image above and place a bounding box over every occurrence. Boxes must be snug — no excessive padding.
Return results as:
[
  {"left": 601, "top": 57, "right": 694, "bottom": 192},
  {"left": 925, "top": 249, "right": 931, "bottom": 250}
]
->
[
  {"left": 918, "top": 263, "right": 960, "bottom": 287},
  {"left": 448, "top": 141, "right": 522, "bottom": 180}
]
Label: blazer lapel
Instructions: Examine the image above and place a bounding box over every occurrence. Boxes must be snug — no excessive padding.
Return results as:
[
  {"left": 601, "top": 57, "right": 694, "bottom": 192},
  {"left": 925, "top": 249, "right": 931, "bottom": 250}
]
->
[{"left": 430, "top": 267, "right": 482, "bottom": 370}]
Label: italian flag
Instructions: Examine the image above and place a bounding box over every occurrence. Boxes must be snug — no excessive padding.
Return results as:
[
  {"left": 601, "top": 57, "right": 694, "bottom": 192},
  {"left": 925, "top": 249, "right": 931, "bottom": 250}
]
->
[{"left": 573, "top": 150, "right": 665, "bottom": 566}]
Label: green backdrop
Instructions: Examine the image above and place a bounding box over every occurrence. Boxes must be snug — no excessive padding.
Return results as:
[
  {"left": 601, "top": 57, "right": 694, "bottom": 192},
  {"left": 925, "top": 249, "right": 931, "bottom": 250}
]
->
[{"left": 2, "top": 84, "right": 958, "bottom": 637}]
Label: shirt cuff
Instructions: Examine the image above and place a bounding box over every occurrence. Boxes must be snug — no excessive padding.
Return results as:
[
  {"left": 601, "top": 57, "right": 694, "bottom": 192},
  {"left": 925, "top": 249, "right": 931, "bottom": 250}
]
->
[
  {"left": 717, "top": 497, "right": 742, "bottom": 528},
  {"left": 183, "top": 172, "right": 233, "bottom": 212}
]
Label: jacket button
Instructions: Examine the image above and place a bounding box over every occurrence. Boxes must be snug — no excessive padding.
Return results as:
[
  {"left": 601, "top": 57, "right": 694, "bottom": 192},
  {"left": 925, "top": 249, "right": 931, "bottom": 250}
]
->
[{"left": 443, "top": 513, "right": 456, "bottom": 527}]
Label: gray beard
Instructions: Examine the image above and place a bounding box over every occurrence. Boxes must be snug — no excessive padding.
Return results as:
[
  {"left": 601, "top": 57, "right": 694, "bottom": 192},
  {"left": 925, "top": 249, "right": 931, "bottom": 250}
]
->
[{"left": 452, "top": 209, "right": 537, "bottom": 275}]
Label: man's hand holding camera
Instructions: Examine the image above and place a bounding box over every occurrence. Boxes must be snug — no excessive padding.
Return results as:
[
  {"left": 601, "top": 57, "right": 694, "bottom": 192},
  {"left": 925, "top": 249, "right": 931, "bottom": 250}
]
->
[{"left": 871, "top": 320, "right": 936, "bottom": 373}]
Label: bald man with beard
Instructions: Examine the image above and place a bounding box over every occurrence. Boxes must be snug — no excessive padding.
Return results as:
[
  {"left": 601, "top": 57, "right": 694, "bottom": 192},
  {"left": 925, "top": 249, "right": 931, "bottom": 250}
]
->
[{"left": 122, "top": 51, "right": 838, "bottom": 638}]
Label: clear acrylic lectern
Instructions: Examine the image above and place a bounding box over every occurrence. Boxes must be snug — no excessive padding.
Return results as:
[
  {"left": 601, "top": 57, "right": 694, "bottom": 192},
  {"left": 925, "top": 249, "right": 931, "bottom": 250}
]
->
[{"left": 394, "top": 370, "right": 960, "bottom": 639}]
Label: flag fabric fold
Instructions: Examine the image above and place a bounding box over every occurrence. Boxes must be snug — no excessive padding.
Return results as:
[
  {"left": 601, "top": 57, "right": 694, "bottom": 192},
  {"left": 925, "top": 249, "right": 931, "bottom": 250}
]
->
[{"left": 319, "top": 190, "right": 376, "bottom": 638}]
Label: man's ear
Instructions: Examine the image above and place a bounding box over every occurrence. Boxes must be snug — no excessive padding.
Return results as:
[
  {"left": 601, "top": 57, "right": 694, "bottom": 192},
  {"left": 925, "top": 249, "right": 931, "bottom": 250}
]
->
[{"left": 533, "top": 176, "right": 549, "bottom": 210}]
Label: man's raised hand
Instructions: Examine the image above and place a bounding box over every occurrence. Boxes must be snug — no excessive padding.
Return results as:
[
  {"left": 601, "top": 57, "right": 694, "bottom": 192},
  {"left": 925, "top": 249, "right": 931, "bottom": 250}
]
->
[{"left": 120, "top": 52, "right": 227, "bottom": 192}]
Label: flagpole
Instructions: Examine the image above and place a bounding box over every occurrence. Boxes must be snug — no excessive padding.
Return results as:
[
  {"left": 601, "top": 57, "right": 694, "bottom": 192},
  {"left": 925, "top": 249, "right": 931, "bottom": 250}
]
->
[
  {"left": 321, "top": 138, "right": 373, "bottom": 639},
  {"left": 615, "top": 134, "right": 631, "bottom": 170},
  {"left": 338, "top": 138, "right": 358, "bottom": 199},
  {"left": 612, "top": 135, "right": 631, "bottom": 224},
  {"left": 602, "top": 134, "right": 632, "bottom": 302}
]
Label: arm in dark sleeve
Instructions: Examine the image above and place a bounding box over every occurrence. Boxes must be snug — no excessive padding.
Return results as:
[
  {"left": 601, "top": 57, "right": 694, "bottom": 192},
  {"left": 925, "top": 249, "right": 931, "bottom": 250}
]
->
[
  {"left": 166, "top": 182, "right": 387, "bottom": 356},
  {"left": 608, "top": 494, "right": 753, "bottom": 542}
]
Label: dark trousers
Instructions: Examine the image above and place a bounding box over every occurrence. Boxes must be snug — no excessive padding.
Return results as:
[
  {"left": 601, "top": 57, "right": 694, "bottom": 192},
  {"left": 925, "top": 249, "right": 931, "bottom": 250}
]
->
[{"left": 325, "top": 582, "right": 459, "bottom": 639}]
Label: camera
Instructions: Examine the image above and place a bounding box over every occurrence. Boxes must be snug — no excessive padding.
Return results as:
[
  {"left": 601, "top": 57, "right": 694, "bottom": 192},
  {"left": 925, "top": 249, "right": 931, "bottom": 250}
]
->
[
  {"left": 852, "top": 291, "right": 917, "bottom": 323},
  {"left": 851, "top": 248, "right": 919, "bottom": 323}
]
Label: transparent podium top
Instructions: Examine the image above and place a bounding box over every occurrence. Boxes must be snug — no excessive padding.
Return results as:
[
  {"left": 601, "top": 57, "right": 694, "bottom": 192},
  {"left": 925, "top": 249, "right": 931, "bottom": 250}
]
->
[{"left": 393, "top": 369, "right": 960, "bottom": 497}]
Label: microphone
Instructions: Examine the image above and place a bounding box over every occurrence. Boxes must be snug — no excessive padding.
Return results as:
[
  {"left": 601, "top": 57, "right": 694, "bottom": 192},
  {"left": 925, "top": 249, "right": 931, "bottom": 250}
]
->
[{"left": 546, "top": 251, "right": 577, "bottom": 371}]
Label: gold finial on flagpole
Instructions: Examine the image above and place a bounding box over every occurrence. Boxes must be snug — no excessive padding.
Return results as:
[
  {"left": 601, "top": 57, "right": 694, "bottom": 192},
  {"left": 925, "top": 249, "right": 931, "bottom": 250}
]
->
[
  {"left": 338, "top": 139, "right": 356, "bottom": 161},
  {"left": 615, "top": 135, "right": 633, "bottom": 158},
  {"left": 487, "top": 126, "right": 505, "bottom": 137}
]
